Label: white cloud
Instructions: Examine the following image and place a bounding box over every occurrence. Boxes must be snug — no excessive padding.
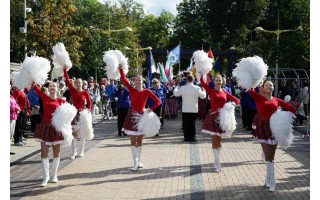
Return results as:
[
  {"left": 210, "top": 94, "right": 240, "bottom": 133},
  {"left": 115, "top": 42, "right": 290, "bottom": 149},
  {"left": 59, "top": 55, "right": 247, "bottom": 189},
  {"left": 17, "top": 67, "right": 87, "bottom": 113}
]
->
[
  {"left": 135, "top": 0, "right": 182, "bottom": 16},
  {"left": 100, "top": 0, "right": 182, "bottom": 16}
]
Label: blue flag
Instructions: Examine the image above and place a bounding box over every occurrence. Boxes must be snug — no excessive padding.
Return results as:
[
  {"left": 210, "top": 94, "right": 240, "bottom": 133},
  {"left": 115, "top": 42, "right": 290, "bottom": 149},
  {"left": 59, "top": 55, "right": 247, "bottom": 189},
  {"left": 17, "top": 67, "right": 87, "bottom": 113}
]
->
[
  {"left": 168, "top": 45, "right": 180, "bottom": 65},
  {"left": 148, "top": 50, "right": 156, "bottom": 88},
  {"left": 213, "top": 56, "right": 220, "bottom": 72}
]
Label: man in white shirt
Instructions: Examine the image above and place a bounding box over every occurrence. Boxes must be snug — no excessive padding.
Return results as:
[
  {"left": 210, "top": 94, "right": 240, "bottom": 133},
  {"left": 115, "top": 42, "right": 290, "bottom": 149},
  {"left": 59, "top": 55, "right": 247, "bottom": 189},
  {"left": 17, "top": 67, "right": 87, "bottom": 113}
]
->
[{"left": 174, "top": 75, "right": 206, "bottom": 142}]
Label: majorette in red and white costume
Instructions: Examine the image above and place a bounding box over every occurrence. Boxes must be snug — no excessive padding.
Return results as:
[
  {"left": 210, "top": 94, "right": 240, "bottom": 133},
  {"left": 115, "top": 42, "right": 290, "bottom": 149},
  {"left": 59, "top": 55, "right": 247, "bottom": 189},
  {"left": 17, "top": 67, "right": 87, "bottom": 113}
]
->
[
  {"left": 33, "top": 83, "right": 76, "bottom": 187},
  {"left": 119, "top": 67, "right": 161, "bottom": 171},
  {"left": 103, "top": 49, "right": 161, "bottom": 171},
  {"left": 232, "top": 56, "right": 296, "bottom": 192},
  {"left": 248, "top": 89, "right": 296, "bottom": 145},
  {"left": 34, "top": 85, "right": 67, "bottom": 145},
  {"left": 200, "top": 76, "right": 240, "bottom": 136},
  {"left": 200, "top": 75, "right": 240, "bottom": 172},
  {"left": 120, "top": 67, "right": 161, "bottom": 135},
  {"left": 64, "top": 68, "right": 93, "bottom": 159}
]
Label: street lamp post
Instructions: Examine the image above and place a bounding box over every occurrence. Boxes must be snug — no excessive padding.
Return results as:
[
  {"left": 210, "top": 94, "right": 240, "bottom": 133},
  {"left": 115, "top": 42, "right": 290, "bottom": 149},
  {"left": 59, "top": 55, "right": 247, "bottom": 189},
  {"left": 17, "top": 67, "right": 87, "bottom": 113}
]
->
[
  {"left": 89, "top": 19, "right": 132, "bottom": 80},
  {"left": 254, "top": 12, "right": 299, "bottom": 97},
  {"left": 19, "top": 0, "right": 32, "bottom": 58},
  {"left": 124, "top": 45, "right": 152, "bottom": 73}
]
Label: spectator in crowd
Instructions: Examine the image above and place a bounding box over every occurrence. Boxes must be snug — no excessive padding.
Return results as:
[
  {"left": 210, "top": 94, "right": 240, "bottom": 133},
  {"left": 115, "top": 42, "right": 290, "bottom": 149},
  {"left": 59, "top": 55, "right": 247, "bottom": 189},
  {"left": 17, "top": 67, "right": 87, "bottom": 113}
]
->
[
  {"left": 57, "top": 81, "right": 66, "bottom": 97},
  {"left": 221, "top": 74, "right": 232, "bottom": 94},
  {"left": 164, "top": 80, "right": 179, "bottom": 119},
  {"left": 105, "top": 79, "right": 117, "bottom": 119},
  {"left": 82, "top": 80, "right": 88, "bottom": 91},
  {"left": 12, "top": 86, "right": 30, "bottom": 146},
  {"left": 293, "top": 97, "right": 307, "bottom": 126},
  {"left": 10, "top": 86, "right": 20, "bottom": 154},
  {"left": 154, "top": 73, "right": 167, "bottom": 127},
  {"left": 287, "top": 80, "right": 298, "bottom": 102},
  {"left": 300, "top": 81, "right": 309, "bottom": 116},
  {"left": 28, "top": 84, "right": 41, "bottom": 136},
  {"left": 89, "top": 83, "right": 101, "bottom": 123},
  {"left": 63, "top": 79, "right": 74, "bottom": 103},
  {"left": 278, "top": 80, "right": 289, "bottom": 99},
  {"left": 114, "top": 80, "right": 131, "bottom": 136},
  {"left": 148, "top": 78, "right": 165, "bottom": 136},
  {"left": 88, "top": 76, "right": 94, "bottom": 84}
]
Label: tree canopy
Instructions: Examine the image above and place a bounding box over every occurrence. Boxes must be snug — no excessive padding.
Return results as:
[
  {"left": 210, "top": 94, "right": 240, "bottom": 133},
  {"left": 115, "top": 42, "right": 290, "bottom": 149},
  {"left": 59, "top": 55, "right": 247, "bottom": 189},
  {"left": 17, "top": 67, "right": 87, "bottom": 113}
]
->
[{"left": 10, "top": 0, "right": 310, "bottom": 81}]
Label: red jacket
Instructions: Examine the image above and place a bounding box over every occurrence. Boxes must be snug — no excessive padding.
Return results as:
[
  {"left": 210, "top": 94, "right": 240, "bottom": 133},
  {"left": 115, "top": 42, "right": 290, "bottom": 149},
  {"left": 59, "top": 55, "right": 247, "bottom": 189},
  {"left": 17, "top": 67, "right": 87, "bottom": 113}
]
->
[{"left": 13, "top": 89, "right": 31, "bottom": 115}]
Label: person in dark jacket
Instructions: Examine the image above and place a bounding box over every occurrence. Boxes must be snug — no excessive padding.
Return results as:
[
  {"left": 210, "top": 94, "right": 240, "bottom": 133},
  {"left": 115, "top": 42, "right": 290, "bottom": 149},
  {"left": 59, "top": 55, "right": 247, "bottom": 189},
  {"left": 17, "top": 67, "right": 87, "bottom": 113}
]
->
[
  {"left": 148, "top": 78, "right": 165, "bottom": 136},
  {"left": 114, "top": 81, "right": 131, "bottom": 136}
]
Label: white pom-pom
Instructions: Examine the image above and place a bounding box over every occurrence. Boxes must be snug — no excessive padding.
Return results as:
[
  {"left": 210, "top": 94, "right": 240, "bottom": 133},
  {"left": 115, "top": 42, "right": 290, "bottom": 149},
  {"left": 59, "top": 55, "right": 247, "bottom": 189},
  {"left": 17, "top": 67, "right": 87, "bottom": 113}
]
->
[
  {"left": 52, "top": 43, "right": 72, "bottom": 76},
  {"left": 12, "top": 56, "right": 51, "bottom": 90},
  {"left": 51, "top": 103, "right": 77, "bottom": 147},
  {"left": 232, "top": 56, "right": 268, "bottom": 90},
  {"left": 192, "top": 50, "right": 213, "bottom": 76},
  {"left": 217, "top": 102, "right": 237, "bottom": 138},
  {"left": 103, "top": 51, "right": 120, "bottom": 79},
  {"left": 135, "top": 110, "right": 161, "bottom": 137},
  {"left": 78, "top": 109, "right": 94, "bottom": 140},
  {"left": 270, "top": 109, "right": 295, "bottom": 149},
  {"left": 114, "top": 50, "right": 129, "bottom": 73}
]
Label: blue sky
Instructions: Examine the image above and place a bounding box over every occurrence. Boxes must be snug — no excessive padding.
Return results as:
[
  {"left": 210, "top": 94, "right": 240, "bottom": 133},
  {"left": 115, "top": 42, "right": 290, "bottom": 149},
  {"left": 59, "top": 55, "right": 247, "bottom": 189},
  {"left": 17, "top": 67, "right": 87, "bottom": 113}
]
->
[
  {"left": 134, "top": 0, "right": 182, "bottom": 16},
  {"left": 102, "top": 0, "right": 182, "bottom": 16}
]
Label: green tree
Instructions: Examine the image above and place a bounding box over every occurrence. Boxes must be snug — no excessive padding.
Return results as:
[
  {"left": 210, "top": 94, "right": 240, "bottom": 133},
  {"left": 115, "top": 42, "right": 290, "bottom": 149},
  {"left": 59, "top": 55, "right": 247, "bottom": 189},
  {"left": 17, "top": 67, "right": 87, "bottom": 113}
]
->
[
  {"left": 27, "top": 0, "right": 82, "bottom": 68},
  {"left": 10, "top": 0, "right": 27, "bottom": 62},
  {"left": 137, "top": 10, "right": 175, "bottom": 49},
  {"left": 72, "top": 0, "right": 138, "bottom": 79},
  {"left": 172, "top": 0, "right": 212, "bottom": 50},
  {"left": 205, "top": 0, "right": 269, "bottom": 49}
]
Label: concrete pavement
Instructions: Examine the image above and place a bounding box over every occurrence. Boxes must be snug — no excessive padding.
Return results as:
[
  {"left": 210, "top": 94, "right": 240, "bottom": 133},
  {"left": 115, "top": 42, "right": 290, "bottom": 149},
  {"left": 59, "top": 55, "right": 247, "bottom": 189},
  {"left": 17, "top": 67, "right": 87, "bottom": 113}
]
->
[{"left": 10, "top": 113, "right": 310, "bottom": 199}]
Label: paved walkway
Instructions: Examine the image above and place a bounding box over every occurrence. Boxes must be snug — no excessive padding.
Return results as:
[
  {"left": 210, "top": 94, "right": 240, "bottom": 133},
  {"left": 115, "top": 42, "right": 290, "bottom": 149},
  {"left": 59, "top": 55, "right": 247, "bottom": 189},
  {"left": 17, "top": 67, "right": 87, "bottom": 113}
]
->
[{"left": 10, "top": 113, "right": 310, "bottom": 200}]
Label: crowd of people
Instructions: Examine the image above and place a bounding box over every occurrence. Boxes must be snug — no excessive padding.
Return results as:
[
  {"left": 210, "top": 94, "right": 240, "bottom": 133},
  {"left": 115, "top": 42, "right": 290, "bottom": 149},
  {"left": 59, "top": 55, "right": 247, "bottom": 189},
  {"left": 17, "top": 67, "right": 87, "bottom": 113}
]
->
[{"left": 10, "top": 63, "right": 309, "bottom": 191}]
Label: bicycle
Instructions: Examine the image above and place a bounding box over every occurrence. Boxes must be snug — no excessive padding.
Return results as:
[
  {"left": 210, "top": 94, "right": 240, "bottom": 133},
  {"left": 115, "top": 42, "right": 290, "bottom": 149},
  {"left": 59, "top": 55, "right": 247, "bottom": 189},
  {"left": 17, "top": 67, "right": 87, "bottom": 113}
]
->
[{"left": 101, "top": 95, "right": 114, "bottom": 120}]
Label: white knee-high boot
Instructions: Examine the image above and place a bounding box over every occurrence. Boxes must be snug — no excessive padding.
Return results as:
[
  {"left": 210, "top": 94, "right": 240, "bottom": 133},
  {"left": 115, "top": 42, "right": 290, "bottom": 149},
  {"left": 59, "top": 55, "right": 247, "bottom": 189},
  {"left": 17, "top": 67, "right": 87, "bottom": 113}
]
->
[
  {"left": 213, "top": 148, "right": 221, "bottom": 172},
  {"left": 130, "top": 146, "right": 139, "bottom": 171},
  {"left": 70, "top": 138, "right": 77, "bottom": 159},
  {"left": 137, "top": 146, "right": 143, "bottom": 168},
  {"left": 50, "top": 157, "right": 60, "bottom": 183},
  {"left": 265, "top": 161, "right": 271, "bottom": 188},
  {"left": 78, "top": 138, "right": 86, "bottom": 157},
  {"left": 261, "top": 151, "right": 266, "bottom": 163},
  {"left": 41, "top": 158, "right": 50, "bottom": 187},
  {"left": 269, "top": 162, "right": 276, "bottom": 192},
  {"left": 212, "top": 149, "right": 218, "bottom": 169}
]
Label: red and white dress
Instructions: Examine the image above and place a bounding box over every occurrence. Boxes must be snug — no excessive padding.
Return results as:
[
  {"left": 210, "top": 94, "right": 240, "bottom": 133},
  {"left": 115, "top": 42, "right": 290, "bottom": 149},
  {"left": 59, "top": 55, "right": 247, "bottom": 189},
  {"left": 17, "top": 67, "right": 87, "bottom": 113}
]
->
[
  {"left": 34, "top": 86, "right": 66, "bottom": 146},
  {"left": 64, "top": 69, "right": 92, "bottom": 131},
  {"left": 119, "top": 68, "right": 161, "bottom": 135},
  {"left": 249, "top": 89, "right": 296, "bottom": 144},
  {"left": 200, "top": 76, "right": 240, "bottom": 137}
]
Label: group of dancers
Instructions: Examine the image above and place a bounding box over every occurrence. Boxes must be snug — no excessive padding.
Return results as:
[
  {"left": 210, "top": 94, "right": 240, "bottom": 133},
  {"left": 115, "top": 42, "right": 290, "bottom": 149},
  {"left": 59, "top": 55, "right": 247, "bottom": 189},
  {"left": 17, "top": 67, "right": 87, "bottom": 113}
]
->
[{"left": 13, "top": 46, "right": 296, "bottom": 193}]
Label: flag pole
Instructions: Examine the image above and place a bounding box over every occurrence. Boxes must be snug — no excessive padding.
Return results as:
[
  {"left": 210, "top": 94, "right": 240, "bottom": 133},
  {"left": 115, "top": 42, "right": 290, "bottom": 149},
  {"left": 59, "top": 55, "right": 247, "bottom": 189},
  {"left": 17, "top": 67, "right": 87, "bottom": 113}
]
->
[{"left": 178, "top": 41, "right": 181, "bottom": 73}]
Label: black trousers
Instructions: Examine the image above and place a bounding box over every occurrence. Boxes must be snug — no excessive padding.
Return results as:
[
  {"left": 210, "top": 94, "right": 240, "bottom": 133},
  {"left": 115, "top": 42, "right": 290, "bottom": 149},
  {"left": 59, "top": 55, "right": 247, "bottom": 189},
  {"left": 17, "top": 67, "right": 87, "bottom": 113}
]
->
[
  {"left": 182, "top": 112, "right": 198, "bottom": 140},
  {"left": 111, "top": 101, "right": 117, "bottom": 116},
  {"left": 246, "top": 109, "right": 257, "bottom": 131},
  {"left": 14, "top": 112, "right": 27, "bottom": 143},
  {"left": 30, "top": 114, "right": 41, "bottom": 132},
  {"left": 303, "top": 103, "right": 309, "bottom": 116},
  {"left": 241, "top": 104, "right": 249, "bottom": 128},
  {"left": 117, "top": 107, "right": 129, "bottom": 135},
  {"left": 153, "top": 106, "right": 163, "bottom": 125},
  {"left": 160, "top": 105, "right": 165, "bottom": 125}
]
